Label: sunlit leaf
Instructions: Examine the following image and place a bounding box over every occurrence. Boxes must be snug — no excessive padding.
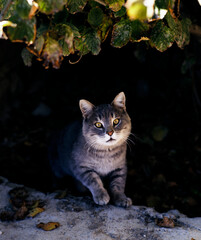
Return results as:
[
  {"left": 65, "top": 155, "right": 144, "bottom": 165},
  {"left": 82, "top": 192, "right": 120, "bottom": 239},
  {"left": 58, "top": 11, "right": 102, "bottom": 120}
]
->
[
  {"left": 42, "top": 36, "right": 63, "bottom": 69},
  {"left": 149, "top": 20, "right": 174, "bottom": 52},
  {"left": 88, "top": 7, "right": 104, "bottom": 28},
  {"left": 126, "top": 1, "right": 147, "bottom": 20},
  {"left": 111, "top": 19, "right": 132, "bottom": 48},
  {"left": 66, "top": 0, "right": 87, "bottom": 14},
  {"left": 7, "top": 15, "right": 36, "bottom": 44},
  {"left": 0, "top": 0, "right": 192, "bottom": 67},
  {"left": 125, "top": 0, "right": 155, "bottom": 20},
  {"left": 28, "top": 207, "right": 45, "bottom": 218},
  {"left": 37, "top": 0, "right": 67, "bottom": 14},
  {"left": 0, "top": 20, "right": 17, "bottom": 39},
  {"left": 105, "top": 0, "right": 124, "bottom": 12},
  {"left": 99, "top": 15, "right": 113, "bottom": 41}
]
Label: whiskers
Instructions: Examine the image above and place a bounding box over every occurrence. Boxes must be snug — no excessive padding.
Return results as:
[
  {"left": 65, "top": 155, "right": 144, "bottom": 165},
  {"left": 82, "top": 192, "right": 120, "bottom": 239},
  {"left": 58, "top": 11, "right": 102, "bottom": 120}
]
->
[
  {"left": 84, "top": 132, "right": 139, "bottom": 155},
  {"left": 123, "top": 132, "right": 140, "bottom": 152},
  {"left": 130, "top": 132, "right": 142, "bottom": 142}
]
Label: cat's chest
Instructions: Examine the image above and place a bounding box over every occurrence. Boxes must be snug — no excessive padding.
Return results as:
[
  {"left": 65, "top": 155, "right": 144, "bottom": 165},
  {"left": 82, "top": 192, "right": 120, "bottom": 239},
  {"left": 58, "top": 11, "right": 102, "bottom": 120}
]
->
[{"left": 87, "top": 147, "right": 126, "bottom": 175}]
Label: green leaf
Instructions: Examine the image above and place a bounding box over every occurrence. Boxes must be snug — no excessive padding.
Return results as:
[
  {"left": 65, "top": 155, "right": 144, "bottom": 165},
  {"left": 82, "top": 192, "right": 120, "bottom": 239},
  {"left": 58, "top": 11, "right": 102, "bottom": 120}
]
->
[
  {"left": 58, "top": 39, "right": 70, "bottom": 56},
  {"left": 175, "top": 18, "right": 191, "bottom": 49},
  {"left": 7, "top": 15, "right": 36, "bottom": 44},
  {"left": 155, "top": 0, "right": 175, "bottom": 9},
  {"left": 42, "top": 36, "right": 63, "bottom": 69},
  {"left": 15, "top": 0, "right": 32, "bottom": 19},
  {"left": 88, "top": 7, "right": 104, "bottom": 28},
  {"left": 66, "top": 0, "right": 87, "bottom": 14},
  {"left": 21, "top": 47, "right": 33, "bottom": 67},
  {"left": 37, "top": 0, "right": 67, "bottom": 14},
  {"left": 88, "top": 0, "right": 101, "bottom": 8},
  {"left": 74, "top": 37, "right": 90, "bottom": 55},
  {"left": 34, "top": 35, "right": 45, "bottom": 54},
  {"left": 164, "top": 11, "right": 177, "bottom": 30},
  {"left": 130, "top": 19, "right": 149, "bottom": 42},
  {"left": 150, "top": 20, "right": 174, "bottom": 52},
  {"left": 99, "top": 15, "right": 113, "bottom": 41},
  {"left": 56, "top": 24, "right": 75, "bottom": 53},
  {"left": 114, "top": 6, "right": 127, "bottom": 18},
  {"left": 83, "top": 30, "right": 101, "bottom": 55},
  {"left": 165, "top": 11, "right": 191, "bottom": 49},
  {"left": 105, "top": 0, "right": 124, "bottom": 12},
  {"left": 111, "top": 19, "right": 132, "bottom": 48}
]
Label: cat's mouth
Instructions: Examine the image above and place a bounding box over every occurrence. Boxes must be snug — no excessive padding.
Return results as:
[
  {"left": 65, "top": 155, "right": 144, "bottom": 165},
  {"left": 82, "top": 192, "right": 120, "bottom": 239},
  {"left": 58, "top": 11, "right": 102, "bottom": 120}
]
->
[{"left": 106, "top": 138, "right": 116, "bottom": 142}]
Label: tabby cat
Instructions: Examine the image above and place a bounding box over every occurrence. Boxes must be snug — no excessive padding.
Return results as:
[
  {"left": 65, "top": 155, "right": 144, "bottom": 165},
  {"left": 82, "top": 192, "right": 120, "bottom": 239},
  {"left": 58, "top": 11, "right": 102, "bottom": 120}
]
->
[{"left": 49, "top": 92, "right": 132, "bottom": 207}]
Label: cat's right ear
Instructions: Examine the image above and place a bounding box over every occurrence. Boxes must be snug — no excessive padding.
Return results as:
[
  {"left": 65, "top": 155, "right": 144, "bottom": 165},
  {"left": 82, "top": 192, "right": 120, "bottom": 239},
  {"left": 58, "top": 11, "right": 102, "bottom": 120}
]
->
[{"left": 79, "top": 100, "right": 94, "bottom": 118}]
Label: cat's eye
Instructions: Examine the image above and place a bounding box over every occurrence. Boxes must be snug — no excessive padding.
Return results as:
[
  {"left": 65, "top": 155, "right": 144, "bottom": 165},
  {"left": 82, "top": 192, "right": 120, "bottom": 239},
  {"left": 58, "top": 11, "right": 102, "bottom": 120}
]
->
[
  {"left": 113, "top": 118, "right": 120, "bottom": 126},
  {"left": 95, "top": 122, "right": 103, "bottom": 128}
]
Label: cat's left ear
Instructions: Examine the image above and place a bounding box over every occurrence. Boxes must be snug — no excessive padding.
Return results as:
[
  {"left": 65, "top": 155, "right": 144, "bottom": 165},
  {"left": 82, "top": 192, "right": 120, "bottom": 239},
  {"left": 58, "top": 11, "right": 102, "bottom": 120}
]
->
[
  {"left": 79, "top": 99, "right": 95, "bottom": 118},
  {"left": 112, "top": 92, "right": 126, "bottom": 110}
]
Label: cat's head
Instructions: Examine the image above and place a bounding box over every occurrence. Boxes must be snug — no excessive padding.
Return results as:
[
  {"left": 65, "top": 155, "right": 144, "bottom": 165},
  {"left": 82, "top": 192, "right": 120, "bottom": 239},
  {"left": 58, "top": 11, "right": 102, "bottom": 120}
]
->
[{"left": 79, "top": 92, "right": 131, "bottom": 149}]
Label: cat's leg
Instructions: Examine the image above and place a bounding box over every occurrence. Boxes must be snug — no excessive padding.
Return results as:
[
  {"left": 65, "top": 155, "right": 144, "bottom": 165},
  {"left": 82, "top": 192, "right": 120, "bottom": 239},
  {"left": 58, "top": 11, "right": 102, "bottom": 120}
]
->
[
  {"left": 76, "top": 169, "right": 110, "bottom": 205},
  {"left": 108, "top": 167, "right": 132, "bottom": 208}
]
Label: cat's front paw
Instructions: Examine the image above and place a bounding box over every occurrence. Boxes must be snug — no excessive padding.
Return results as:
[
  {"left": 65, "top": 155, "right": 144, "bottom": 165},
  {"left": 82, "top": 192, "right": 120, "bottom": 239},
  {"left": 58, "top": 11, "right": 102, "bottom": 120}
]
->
[
  {"left": 93, "top": 189, "right": 110, "bottom": 206},
  {"left": 113, "top": 194, "right": 132, "bottom": 208}
]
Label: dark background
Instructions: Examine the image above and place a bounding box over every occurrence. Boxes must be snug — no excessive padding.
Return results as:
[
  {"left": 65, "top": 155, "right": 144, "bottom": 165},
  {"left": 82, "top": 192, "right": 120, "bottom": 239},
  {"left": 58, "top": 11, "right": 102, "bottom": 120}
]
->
[{"left": 0, "top": 0, "right": 201, "bottom": 217}]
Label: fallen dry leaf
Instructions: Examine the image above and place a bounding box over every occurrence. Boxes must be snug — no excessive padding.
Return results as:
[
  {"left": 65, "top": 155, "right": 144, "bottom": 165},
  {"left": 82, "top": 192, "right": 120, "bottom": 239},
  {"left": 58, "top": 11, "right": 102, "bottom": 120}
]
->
[
  {"left": 28, "top": 207, "right": 45, "bottom": 218},
  {"left": 156, "top": 216, "right": 175, "bottom": 228},
  {"left": 14, "top": 204, "right": 28, "bottom": 220},
  {"left": 37, "top": 222, "right": 60, "bottom": 231}
]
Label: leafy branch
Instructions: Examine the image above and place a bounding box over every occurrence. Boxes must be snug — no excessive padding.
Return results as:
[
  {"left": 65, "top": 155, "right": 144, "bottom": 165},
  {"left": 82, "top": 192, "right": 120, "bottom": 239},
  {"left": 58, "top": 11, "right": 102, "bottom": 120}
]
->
[{"left": 0, "top": 0, "right": 192, "bottom": 68}]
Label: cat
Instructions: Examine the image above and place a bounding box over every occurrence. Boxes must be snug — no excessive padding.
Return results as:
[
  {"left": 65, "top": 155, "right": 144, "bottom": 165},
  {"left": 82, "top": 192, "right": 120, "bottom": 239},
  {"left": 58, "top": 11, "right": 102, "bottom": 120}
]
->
[{"left": 49, "top": 92, "right": 132, "bottom": 207}]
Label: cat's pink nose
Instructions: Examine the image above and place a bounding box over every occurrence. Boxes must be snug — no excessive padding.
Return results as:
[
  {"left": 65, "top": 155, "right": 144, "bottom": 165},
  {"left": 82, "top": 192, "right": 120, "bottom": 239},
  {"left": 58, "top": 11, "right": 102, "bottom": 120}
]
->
[{"left": 107, "top": 130, "right": 114, "bottom": 136}]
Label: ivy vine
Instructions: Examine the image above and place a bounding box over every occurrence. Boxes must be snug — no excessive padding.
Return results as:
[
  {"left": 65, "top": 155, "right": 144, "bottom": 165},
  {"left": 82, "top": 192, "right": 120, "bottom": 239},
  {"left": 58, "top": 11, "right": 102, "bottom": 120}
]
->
[{"left": 0, "top": 0, "right": 191, "bottom": 68}]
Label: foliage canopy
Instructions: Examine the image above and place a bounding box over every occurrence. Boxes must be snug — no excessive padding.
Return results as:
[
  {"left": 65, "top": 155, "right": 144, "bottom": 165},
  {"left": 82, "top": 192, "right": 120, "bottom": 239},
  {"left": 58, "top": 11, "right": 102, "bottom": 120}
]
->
[{"left": 0, "top": 0, "right": 191, "bottom": 68}]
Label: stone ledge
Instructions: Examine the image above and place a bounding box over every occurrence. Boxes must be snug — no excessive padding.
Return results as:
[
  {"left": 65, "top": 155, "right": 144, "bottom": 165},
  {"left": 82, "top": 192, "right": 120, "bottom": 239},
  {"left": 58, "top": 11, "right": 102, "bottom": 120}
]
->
[{"left": 0, "top": 177, "right": 201, "bottom": 240}]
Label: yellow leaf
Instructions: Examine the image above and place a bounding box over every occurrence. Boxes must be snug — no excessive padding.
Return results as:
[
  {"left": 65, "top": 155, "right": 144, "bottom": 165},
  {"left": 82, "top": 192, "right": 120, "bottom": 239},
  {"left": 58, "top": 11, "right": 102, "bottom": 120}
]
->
[
  {"left": 28, "top": 207, "right": 45, "bottom": 218},
  {"left": 37, "top": 222, "right": 60, "bottom": 231}
]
